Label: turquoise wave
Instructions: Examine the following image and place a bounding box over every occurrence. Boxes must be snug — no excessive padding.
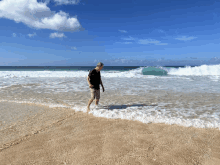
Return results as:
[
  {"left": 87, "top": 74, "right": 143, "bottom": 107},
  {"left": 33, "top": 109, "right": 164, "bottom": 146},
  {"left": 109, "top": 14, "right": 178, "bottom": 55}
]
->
[{"left": 142, "top": 67, "right": 168, "bottom": 76}]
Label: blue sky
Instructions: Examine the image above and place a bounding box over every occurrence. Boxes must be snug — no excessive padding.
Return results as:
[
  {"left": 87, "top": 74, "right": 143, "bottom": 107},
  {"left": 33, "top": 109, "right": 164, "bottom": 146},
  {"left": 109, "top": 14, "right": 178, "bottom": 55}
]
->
[{"left": 0, "top": 0, "right": 220, "bottom": 66}]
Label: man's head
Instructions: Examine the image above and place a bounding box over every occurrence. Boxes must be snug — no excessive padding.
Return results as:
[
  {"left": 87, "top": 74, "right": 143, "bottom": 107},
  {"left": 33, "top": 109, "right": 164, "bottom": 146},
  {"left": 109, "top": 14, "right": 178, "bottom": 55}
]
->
[{"left": 95, "top": 62, "right": 104, "bottom": 71}]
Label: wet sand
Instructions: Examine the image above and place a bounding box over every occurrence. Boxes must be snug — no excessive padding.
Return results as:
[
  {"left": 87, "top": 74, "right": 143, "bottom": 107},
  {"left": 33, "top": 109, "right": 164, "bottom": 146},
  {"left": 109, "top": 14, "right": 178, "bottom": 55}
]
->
[{"left": 0, "top": 103, "right": 220, "bottom": 165}]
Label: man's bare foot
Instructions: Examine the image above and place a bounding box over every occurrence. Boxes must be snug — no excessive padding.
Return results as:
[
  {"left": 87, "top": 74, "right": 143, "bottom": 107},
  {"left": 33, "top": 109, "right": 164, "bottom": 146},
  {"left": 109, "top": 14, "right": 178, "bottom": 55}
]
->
[{"left": 87, "top": 106, "right": 90, "bottom": 113}]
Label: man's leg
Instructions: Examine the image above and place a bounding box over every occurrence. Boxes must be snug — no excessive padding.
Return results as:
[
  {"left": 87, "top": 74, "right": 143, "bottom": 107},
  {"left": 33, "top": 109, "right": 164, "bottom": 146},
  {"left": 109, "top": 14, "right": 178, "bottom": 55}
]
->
[
  {"left": 88, "top": 98, "right": 94, "bottom": 107},
  {"left": 95, "top": 89, "right": 100, "bottom": 106},
  {"left": 87, "top": 88, "right": 95, "bottom": 113},
  {"left": 95, "top": 99, "right": 99, "bottom": 106},
  {"left": 87, "top": 98, "right": 94, "bottom": 112}
]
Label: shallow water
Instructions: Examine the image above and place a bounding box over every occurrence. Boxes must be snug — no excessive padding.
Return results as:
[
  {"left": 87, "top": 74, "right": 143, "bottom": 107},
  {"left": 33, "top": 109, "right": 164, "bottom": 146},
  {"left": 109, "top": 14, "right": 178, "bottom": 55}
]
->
[{"left": 0, "top": 76, "right": 219, "bottom": 132}]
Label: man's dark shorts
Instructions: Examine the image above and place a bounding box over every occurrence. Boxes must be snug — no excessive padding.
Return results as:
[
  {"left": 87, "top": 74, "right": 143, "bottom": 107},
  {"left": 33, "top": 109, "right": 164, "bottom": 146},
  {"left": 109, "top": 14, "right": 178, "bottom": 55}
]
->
[{"left": 90, "top": 88, "right": 100, "bottom": 100}]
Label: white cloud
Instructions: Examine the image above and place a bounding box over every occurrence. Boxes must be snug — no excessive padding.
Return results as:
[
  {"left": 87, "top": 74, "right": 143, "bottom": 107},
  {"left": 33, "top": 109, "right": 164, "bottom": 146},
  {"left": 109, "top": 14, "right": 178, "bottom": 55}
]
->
[
  {"left": 138, "top": 39, "right": 168, "bottom": 45},
  {"left": 109, "top": 58, "right": 129, "bottom": 64},
  {"left": 158, "top": 29, "right": 165, "bottom": 33},
  {"left": 54, "top": 0, "right": 81, "bottom": 5},
  {"left": 71, "top": 46, "right": 77, "bottom": 50},
  {"left": 116, "top": 42, "right": 133, "bottom": 44},
  {"left": 121, "top": 36, "right": 135, "bottom": 41},
  {"left": 175, "top": 36, "right": 197, "bottom": 41},
  {"left": 12, "top": 33, "right": 17, "bottom": 37},
  {"left": 0, "top": 0, "right": 82, "bottom": 31},
  {"left": 118, "top": 30, "right": 127, "bottom": 33},
  {"left": 28, "top": 32, "right": 37, "bottom": 37},
  {"left": 41, "top": 0, "right": 50, "bottom": 4},
  {"left": 50, "top": 32, "right": 66, "bottom": 38}
]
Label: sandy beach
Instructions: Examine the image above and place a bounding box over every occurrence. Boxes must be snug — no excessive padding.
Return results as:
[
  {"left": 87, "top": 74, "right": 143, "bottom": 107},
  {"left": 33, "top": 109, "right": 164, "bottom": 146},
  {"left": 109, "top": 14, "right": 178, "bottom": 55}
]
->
[
  {"left": 1, "top": 0, "right": 220, "bottom": 163},
  {"left": 1, "top": 102, "right": 220, "bottom": 165}
]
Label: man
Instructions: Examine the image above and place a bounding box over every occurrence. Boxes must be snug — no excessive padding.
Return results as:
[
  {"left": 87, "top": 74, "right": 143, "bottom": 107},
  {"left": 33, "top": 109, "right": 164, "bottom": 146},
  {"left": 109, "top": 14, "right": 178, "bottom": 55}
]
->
[{"left": 87, "top": 62, "right": 105, "bottom": 113}]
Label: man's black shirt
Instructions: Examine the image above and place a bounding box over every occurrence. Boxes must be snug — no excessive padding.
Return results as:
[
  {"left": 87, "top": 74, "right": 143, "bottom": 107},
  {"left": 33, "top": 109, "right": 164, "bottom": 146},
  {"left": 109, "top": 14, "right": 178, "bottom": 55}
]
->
[{"left": 88, "top": 69, "right": 101, "bottom": 90}]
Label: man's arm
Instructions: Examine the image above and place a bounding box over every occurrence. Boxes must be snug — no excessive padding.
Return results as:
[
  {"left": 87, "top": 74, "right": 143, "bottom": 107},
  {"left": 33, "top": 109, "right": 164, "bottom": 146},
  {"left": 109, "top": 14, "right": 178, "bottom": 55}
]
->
[
  {"left": 100, "top": 77, "right": 104, "bottom": 88},
  {"left": 87, "top": 76, "right": 92, "bottom": 86}
]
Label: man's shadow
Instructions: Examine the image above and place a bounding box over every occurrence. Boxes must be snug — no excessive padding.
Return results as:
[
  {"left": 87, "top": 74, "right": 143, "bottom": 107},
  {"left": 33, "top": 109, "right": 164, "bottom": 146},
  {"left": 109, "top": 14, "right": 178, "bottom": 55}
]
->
[{"left": 101, "top": 104, "right": 158, "bottom": 111}]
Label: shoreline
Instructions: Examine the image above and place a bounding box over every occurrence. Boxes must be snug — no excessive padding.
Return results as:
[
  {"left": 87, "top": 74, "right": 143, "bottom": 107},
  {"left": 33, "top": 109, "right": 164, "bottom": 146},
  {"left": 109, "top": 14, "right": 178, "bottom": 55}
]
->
[{"left": 1, "top": 103, "right": 220, "bottom": 165}]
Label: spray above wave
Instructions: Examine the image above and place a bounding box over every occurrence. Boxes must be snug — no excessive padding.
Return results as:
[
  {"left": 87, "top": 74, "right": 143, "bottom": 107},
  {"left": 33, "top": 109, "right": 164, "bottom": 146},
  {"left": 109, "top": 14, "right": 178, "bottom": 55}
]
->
[
  {"left": 0, "top": 64, "right": 219, "bottom": 78},
  {"left": 0, "top": 67, "right": 144, "bottom": 78},
  {"left": 168, "top": 64, "right": 220, "bottom": 76},
  {"left": 0, "top": 67, "right": 169, "bottom": 78}
]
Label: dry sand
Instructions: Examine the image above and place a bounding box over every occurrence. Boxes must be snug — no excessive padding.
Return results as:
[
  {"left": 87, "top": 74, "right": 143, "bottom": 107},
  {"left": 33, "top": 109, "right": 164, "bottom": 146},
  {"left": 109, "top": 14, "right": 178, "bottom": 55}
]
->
[{"left": 1, "top": 104, "right": 220, "bottom": 165}]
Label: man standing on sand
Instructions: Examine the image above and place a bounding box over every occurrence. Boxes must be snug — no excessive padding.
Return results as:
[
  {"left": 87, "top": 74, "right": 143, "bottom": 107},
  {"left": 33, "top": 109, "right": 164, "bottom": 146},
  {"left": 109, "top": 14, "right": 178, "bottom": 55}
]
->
[{"left": 87, "top": 62, "right": 105, "bottom": 113}]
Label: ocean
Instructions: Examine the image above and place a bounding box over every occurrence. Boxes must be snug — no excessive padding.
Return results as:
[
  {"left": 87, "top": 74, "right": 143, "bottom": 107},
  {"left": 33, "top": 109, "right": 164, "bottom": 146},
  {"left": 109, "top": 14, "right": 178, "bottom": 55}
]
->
[{"left": 0, "top": 64, "right": 220, "bottom": 138}]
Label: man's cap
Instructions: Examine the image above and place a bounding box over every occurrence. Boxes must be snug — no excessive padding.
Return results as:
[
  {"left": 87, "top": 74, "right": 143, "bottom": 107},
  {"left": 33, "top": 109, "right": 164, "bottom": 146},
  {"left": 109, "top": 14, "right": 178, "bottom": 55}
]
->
[{"left": 97, "top": 62, "right": 104, "bottom": 67}]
